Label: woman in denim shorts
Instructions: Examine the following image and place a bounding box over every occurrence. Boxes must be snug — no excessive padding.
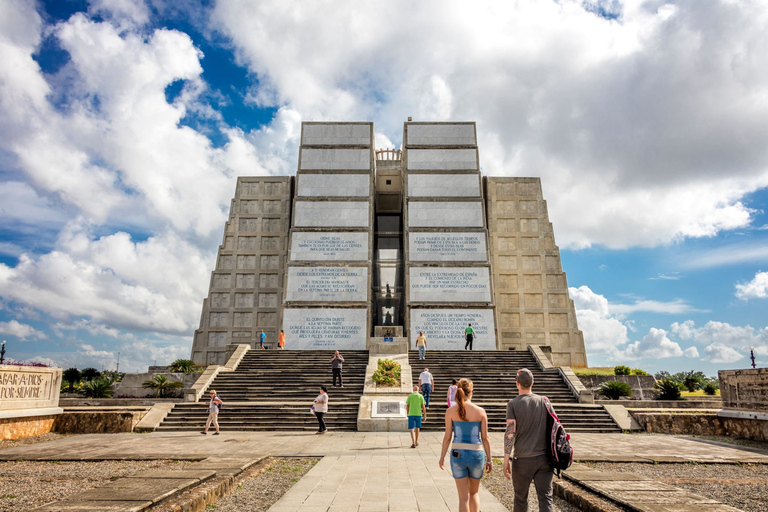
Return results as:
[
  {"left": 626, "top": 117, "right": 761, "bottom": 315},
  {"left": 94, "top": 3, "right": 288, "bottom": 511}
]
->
[{"left": 438, "top": 378, "right": 492, "bottom": 512}]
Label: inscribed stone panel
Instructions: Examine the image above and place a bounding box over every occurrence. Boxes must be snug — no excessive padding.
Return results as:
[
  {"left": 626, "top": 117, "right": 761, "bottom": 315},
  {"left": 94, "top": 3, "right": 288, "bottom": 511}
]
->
[
  {"left": 300, "top": 148, "right": 371, "bottom": 170},
  {"left": 282, "top": 308, "right": 368, "bottom": 350},
  {"left": 259, "top": 274, "right": 279, "bottom": 289},
  {"left": 239, "top": 219, "right": 259, "bottom": 232},
  {"left": 496, "top": 237, "right": 515, "bottom": 252},
  {"left": 208, "top": 332, "right": 228, "bottom": 347},
  {"left": 548, "top": 294, "right": 568, "bottom": 308},
  {"left": 263, "top": 218, "right": 282, "bottom": 232},
  {"left": 210, "top": 293, "right": 229, "bottom": 308},
  {"left": 407, "top": 174, "right": 480, "bottom": 197},
  {"left": 237, "top": 255, "right": 257, "bottom": 269},
  {"left": 239, "top": 200, "right": 260, "bottom": 214},
  {"left": 297, "top": 174, "right": 370, "bottom": 197},
  {"left": 520, "top": 218, "right": 539, "bottom": 233},
  {"left": 498, "top": 256, "right": 517, "bottom": 270},
  {"left": 218, "top": 255, "right": 233, "bottom": 269},
  {"left": 407, "top": 202, "right": 484, "bottom": 228},
  {"left": 238, "top": 237, "right": 258, "bottom": 250},
  {"left": 520, "top": 238, "right": 540, "bottom": 252},
  {"left": 263, "top": 200, "right": 283, "bottom": 214},
  {"left": 409, "top": 232, "right": 487, "bottom": 262},
  {"left": 499, "top": 293, "right": 519, "bottom": 308},
  {"left": 259, "top": 293, "right": 278, "bottom": 308},
  {"left": 409, "top": 267, "right": 491, "bottom": 302},
  {"left": 235, "top": 293, "right": 254, "bottom": 308},
  {"left": 209, "top": 312, "right": 228, "bottom": 327},
  {"left": 524, "top": 274, "right": 542, "bottom": 289},
  {"left": 522, "top": 256, "right": 541, "bottom": 270},
  {"left": 496, "top": 274, "right": 518, "bottom": 289},
  {"left": 518, "top": 201, "right": 539, "bottom": 214},
  {"left": 547, "top": 274, "right": 567, "bottom": 289},
  {"left": 524, "top": 294, "right": 543, "bottom": 308},
  {"left": 232, "top": 331, "right": 251, "bottom": 339},
  {"left": 212, "top": 274, "right": 231, "bottom": 288},
  {"left": 294, "top": 201, "right": 370, "bottom": 228},
  {"left": 409, "top": 309, "right": 495, "bottom": 350},
  {"left": 545, "top": 256, "right": 560, "bottom": 271},
  {"left": 285, "top": 266, "right": 369, "bottom": 302},
  {"left": 236, "top": 274, "right": 256, "bottom": 289},
  {"left": 261, "top": 237, "right": 280, "bottom": 251},
  {"left": 290, "top": 232, "right": 369, "bottom": 262},
  {"left": 233, "top": 312, "right": 253, "bottom": 328},
  {"left": 302, "top": 124, "right": 372, "bottom": 146},
  {"left": 500, "top": 313, "right": 520, "bottom": 328},
  {"left": 257, "top": 312, "right": 276, "bottom": 326},
  {"left": 264, "top": 182, "right": 284, "bottom": 196},
  {"left": 524, "top": 313, "right": 544, "bottom": 328},
  {"left": 406, "top": 124, "right": 476, "bottom": 146},
  {"left": 549, "top": 313, "right": 569, "bottom": 329},
  {"left": 406, "top": 149, "right": 478, "bottom": 170},
  {"left": 261, "top": 255, "right": 280, "bottom": 269}
]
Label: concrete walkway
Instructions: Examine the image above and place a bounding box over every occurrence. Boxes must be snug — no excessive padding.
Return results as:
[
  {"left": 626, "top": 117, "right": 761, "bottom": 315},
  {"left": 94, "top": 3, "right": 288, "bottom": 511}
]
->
[{"left": 2, "top": 431, "right": 766, "bottom": 511}]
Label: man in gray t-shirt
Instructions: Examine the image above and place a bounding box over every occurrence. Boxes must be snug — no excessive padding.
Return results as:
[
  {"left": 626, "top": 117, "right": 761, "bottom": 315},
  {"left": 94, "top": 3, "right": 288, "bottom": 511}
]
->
[{"left": 503, "top": 368, "right": 554, "bottom": 512}]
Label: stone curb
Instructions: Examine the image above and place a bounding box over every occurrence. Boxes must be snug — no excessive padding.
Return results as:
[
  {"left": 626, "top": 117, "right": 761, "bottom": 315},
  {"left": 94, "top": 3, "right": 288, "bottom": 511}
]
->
[{"left": 553, "top": 479, "right": 621, "bottom": 512}]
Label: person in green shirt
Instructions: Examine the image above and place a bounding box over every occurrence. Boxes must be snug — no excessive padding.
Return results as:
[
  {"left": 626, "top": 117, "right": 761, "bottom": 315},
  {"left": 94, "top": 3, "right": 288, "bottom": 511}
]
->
[
  {"left": 464, "top": 323, "right": 475, "bottom": 350},
  {"left": 406, "top": 384, "right": 427, "bottom": 448}
]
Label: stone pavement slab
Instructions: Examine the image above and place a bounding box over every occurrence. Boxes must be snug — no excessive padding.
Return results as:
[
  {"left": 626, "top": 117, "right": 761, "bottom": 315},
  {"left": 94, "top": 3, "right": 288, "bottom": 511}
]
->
[
  {"left": 58, "top": 477, "right": 200, "bottom": 503},
  {"left": 34, "top": 501, "right": 153, "bottom": 512}
]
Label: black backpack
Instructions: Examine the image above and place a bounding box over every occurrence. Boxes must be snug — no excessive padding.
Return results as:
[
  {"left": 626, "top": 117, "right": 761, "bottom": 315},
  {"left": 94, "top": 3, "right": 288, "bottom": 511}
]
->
[{"left": 543, "top": 397, "right": 573, "bottom": 477}]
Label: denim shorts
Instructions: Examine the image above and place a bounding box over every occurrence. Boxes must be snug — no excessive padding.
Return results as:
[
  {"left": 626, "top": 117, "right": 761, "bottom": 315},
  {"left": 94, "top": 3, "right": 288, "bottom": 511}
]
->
[
  {"left": 450, "top": 448, "right": 486, "bottom": 479},
  {"left": 408, "top": 416, "right": 422, "bottom": 429}
]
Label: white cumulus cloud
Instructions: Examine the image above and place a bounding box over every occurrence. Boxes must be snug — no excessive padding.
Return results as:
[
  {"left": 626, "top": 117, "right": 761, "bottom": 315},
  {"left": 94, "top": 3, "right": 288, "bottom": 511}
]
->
[
  {"left": 0, "top": 320, "right": 46, "bottom": 340},
  {"left": 618, "top": 328, "right": 684, "bottom": 360},
  {"left": 735, "top": 271, "right": 768, "bottom": 300}
]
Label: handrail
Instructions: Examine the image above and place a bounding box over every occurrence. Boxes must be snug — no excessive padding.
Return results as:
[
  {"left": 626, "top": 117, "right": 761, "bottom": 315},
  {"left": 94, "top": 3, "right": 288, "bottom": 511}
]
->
[{"left": 376, "top": 149, "right": 401, "bottom": 161}]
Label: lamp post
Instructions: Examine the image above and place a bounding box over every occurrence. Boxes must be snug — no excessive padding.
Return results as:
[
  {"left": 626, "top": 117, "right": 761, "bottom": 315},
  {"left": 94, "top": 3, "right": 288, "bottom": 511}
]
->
[
  {"left": 1, "top": 340, "right": 5, "bottom": 365},
  {"left": 750, "top": 347, "right": 756, "bottom": 369}
]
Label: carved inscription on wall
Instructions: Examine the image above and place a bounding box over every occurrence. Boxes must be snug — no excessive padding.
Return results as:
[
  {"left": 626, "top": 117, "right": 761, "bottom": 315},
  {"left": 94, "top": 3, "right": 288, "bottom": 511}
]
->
[
  {"left": 0, "top": 371, "right": 54, "bottom": 401},
  {"left": 285, "top": 267, "right": 368, "bottom": 302},
  {"left": 409, "top": 309, "right": 496, "bottom": 350},
  {"left": 290, "top": 232, "right": 369, "bottom": 262},
  {"left": 408, "top": 233, "right": 487, "bottom": 262},
  {"left": 282, "top": 308, "right": 367, "bottom": 350},
  {"left": 409, "top": 267, "right": 491, "bottom": 303}
]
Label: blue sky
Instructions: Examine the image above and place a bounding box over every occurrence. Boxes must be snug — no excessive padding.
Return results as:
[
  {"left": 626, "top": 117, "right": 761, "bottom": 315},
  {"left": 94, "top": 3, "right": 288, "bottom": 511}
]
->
[{"left": 0, "top": 0, "right": 766, "bottom": 375}]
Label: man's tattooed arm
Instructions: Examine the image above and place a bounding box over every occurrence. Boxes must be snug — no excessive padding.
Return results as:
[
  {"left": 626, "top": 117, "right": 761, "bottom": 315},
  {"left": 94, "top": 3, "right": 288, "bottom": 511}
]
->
[{"left": 504, "top": 419, "right": 516, "bottom": 456}]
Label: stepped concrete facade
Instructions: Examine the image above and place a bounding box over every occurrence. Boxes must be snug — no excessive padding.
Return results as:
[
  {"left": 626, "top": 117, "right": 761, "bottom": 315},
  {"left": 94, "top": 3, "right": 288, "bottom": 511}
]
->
[{"left": 191, "top": 122, "right": 588, "bottom": 368}]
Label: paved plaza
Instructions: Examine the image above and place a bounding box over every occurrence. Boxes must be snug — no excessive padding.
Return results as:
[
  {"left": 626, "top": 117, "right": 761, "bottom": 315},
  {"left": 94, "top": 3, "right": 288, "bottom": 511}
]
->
[{"left": 1, "top": 431, "right": 766, "bottom": 511}]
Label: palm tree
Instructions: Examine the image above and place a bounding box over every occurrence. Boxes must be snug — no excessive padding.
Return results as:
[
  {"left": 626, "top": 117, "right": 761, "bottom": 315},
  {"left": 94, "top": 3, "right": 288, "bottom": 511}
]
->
[
  {"left": 79, "top": 378, "right": 113, "bottom": 398},
  {"left": 142, "top": 375, "right": 184, "bottom": 398},
  {"left": 81, "top": 367, "right": 101, "bottom": 381},
  {"left": 62, "top": 368, "right": 81, "bottom": 393},
  {"left": 169, "top": 359, "right": 198, "bottom": 374}
]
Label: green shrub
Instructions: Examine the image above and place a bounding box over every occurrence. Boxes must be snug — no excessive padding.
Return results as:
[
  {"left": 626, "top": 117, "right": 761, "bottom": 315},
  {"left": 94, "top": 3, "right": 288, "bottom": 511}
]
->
[
  {"left": 169, "top": 359, "right": 199, "bottom": 374},
  {"left": 703, "top": 382, "right": 718, "bottom": 395},
  {"left": 80, "top": 367, "right": 101, "bottom": 381},
  {"left": 62, "top": 368, "right": 81, "bottom": 392},
  {"left": 683, "top": 375, "right": 702, "bottom": 392},
  {"left": 79, "top": 378, "right": 113, "bottom": 398},
  {"left": 372, "top": 358, "right": 401, "bottom": 387},
  {"left": 630, "top": 368, "right": 649, "bottom": 376},
  {"left": 599, "top": 381, "right": 633, "bottom": 400},
  {"left": 142, "top": 375, "right": 184, "bottom": 397},
  {"left": 655, "top": 379, "right": 684, "bottom": 400},
  {"left": 614, "top": 365, "right": 631, "bottom": 375}
]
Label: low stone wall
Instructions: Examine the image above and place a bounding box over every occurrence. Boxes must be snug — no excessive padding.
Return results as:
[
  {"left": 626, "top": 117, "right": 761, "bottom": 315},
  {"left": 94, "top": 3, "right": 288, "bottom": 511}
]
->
[
  {"left": 0, "top": 414, "right": 56, "bottom": 440},
  {"left": 113, "top": 372, "right": 200, "bottom": 398},
  {"left": 53, "top": 409, "right": 148, "bottom": 434},
  {"left": 719, "top": 368, "right": 768, "bottom": 412},
  {"left": 60, "top": 398, "right": 180, "bottom": 407},
  {"left": 578, "top": 375, "right": 657, "bottom": 400},
  {"left": 602, "top": 398, "right": 721, "bottom": 408},
  {"left": 631, "top": 411, "right": 768, "bottom": 442}
]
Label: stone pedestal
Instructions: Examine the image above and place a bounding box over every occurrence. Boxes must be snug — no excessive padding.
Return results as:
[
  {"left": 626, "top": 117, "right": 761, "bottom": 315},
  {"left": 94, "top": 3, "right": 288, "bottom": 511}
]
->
[{"left": 0, "top": 364, "right": 63, "bottom": 440}]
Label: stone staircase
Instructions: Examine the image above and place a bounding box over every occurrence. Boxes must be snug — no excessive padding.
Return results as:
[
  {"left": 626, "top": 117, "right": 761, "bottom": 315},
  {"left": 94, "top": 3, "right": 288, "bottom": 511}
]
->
[
  {"left": 157, "top": 350, "right": 368, "bottom": 432},
  {"left": 409, "top": 350, "right": 621, "bottom": 433}
]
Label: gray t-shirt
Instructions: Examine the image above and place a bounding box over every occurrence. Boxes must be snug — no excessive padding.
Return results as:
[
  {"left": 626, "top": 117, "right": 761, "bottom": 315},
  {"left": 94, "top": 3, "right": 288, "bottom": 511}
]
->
[
  {"left": 506, "top": 393, "right": 548, "bottom": 458},
  {"left": 331, "top": 356, "right": 343, "bottom": 369}
]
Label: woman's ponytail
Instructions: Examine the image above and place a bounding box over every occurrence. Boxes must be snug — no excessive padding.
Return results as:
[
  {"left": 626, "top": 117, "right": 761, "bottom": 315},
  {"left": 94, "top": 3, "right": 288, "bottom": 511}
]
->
[{"left": 455, "top": 378, "right": 473, "bottom": 421}]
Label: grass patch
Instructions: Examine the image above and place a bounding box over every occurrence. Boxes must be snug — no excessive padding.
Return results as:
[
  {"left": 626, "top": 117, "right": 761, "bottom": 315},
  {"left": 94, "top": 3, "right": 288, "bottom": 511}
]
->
[
  {"left": 573, "top": 367, "right": 616, "bottom": 376},
  {"left": 681, "top": 389, "right": 721, "bottom": 397}
]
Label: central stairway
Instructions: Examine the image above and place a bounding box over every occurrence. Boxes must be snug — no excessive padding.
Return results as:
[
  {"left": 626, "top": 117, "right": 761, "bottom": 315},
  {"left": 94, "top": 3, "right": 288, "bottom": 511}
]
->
[
  {"left": 157, "top": 350, "right": 368, "bottom": 432},
  {"left": 409, "top": 350, "right": 621, "bottom": 433}
]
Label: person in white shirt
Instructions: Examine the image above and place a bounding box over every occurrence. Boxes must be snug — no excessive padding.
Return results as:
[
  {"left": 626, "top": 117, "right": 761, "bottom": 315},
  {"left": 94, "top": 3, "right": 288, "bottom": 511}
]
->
[
  {"left": 419, "top": 368, "right": 434, "bottom": 409},
  {"left": 313, "top": 385, "right": 329, "bottom": 434}
]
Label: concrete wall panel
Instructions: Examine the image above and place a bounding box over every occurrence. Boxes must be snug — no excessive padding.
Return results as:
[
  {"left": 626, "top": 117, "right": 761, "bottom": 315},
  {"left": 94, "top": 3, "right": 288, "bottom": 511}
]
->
[
  {"left": 409, "top": 232, "right": 487, "bottom": 262},
  {"left": 406, "top": 149, "right": 478, "bottom": 170},
  {"left": 302, "top": 124, "right": 372, "bottom": 146},
  {"left": 409, "top": 267, "right": 491, "bottom": 303},
  {"left": 409, "top": 309, "right": 495, "bottom": 350},
  {"left": 297, "top": 174, "right": 370, "bottom": 197},
  {"left": 407, "top": 174, "right": 480, "bottom": 197},
  {"left": 282, "top": 308, "right": 368, "bottom": 350},
  {"left": 407, "top": 202, "right": 484, "bottom": 228},
  {"left": 290, "top": 232, "right": 369, "bottom": 262},
  {"left": 294, "top": 201, "right": 370, "bottom": 228},
  {"left": 285, "top": 266, "right": 368, "bottom": 302},
  {"left": 300, "top": 148, "right": 371, "bottom": 170},
  {"left": 406, "top": 124, "right": 476, "bottom": 146}
]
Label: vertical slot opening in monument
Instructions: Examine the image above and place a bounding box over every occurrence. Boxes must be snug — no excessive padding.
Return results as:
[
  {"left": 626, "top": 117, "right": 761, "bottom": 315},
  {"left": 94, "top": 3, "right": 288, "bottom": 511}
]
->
[{"left": 373, "top": 214, "right": 404, "bottom": 330}]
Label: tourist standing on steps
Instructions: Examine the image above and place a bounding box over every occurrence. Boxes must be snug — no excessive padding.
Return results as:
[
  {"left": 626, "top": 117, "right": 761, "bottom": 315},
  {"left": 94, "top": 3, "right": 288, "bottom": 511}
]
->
[
  {"left": 503, "top": 368, "right": 554, "bottom": 512},
  {"left": 419, "top": 367, "right": 434, "bottom": 409},
  {"left": 330, "top": 350, "right": 345, "bottom": 387},
  {"left": 259, "top": 329, "right": 266, "bottom": 349},
  {"left": 464, "top": 323, "right": 475, "bottom": 350},
  {"left": 439, "top": 378, "right": 492, "bottom": 512},
  {"left": 278, "top": 329, "right": 285, "bottom": 350},
  {"left": 416, "top": 331, "right": 427, "bottom": 360},
  {"left": 406, "top": 384, "right": 426, "bottom": 448},
  {"left": 201, "top": 389, "right": 223, "bottom": 435},
  {"left": 313, "top": 386, "right": 328, "bottom": 434},
  {"left": 447, "top": 378, "right": 458, "bottom": 407}
]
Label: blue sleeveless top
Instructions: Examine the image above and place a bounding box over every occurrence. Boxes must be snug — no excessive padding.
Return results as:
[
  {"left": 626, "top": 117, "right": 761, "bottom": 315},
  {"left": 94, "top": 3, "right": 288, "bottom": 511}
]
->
[{"left": 452, "top": 420, "right": 482, "bottom": 445}]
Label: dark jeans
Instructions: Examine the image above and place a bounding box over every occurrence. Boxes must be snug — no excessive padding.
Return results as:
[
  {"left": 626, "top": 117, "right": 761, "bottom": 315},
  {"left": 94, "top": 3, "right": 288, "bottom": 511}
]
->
[
  {"left": 315, "top": 411, "right": 326, "bottom": 432},
  {"left": 332, "top": 367, "right": 343, "bottom": 386},
  {"left": 512, "top": 454, "right": 554, "bottom": 512},
  {"left": 421, "top": 383, "right": 432, "bottom": 408},
  {"left": 465, "top": 335, "right": 473, "bottom": 350}
]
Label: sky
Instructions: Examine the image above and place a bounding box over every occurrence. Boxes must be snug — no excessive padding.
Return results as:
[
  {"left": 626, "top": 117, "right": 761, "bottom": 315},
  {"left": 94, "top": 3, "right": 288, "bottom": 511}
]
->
[{"left": 0, "top": 0, "right": 766, "bottom": 375}]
